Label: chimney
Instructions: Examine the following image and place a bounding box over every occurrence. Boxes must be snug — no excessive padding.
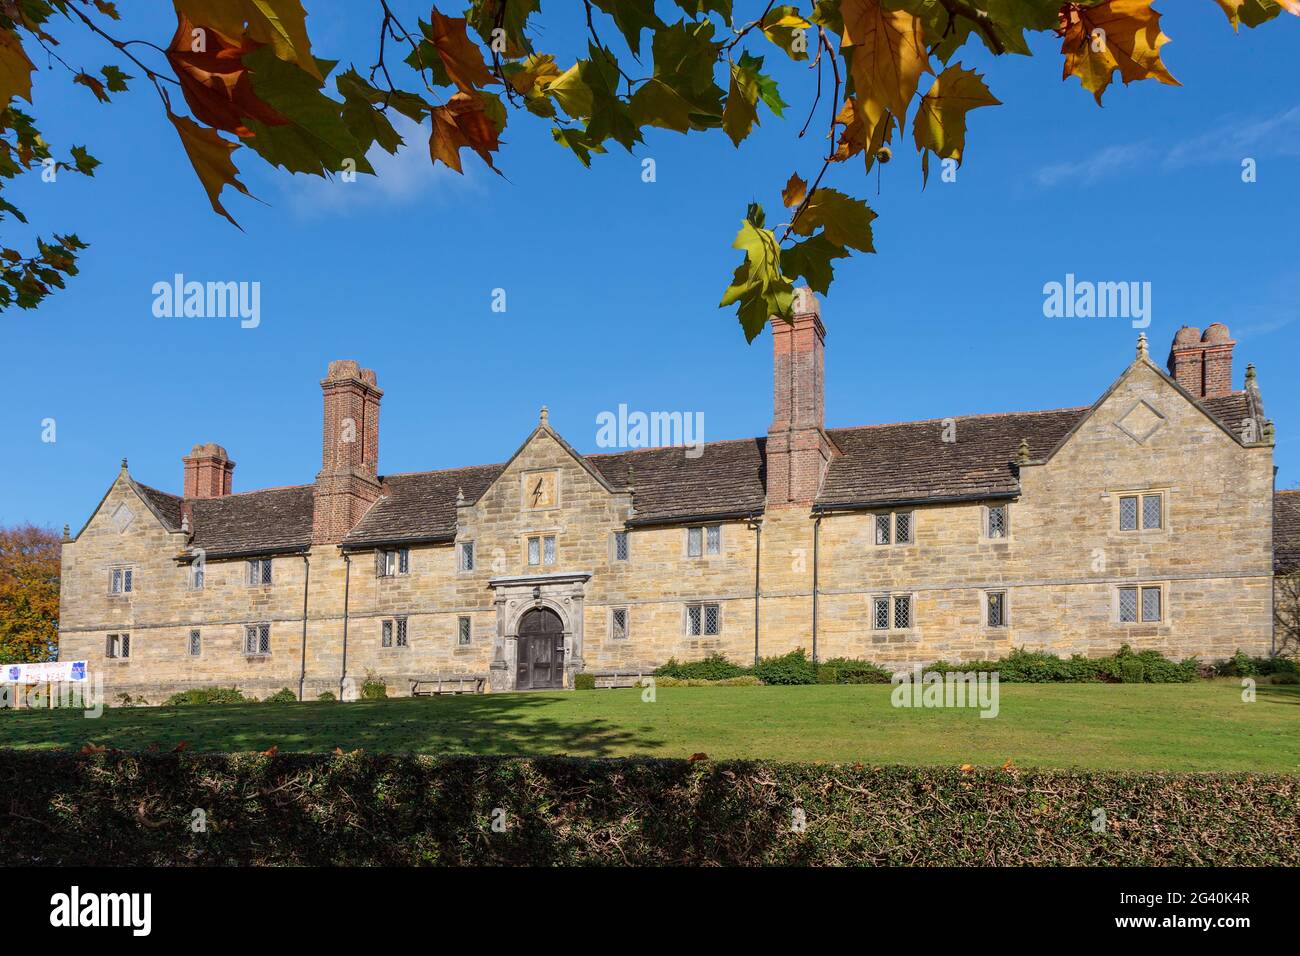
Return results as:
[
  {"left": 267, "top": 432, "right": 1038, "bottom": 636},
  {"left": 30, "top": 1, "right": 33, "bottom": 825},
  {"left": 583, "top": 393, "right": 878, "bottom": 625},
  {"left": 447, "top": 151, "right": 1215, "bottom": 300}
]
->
[
  {"left": 766, "top": 288, "right": 833, "bottom": 508},
  {"left": 183, "top": 443, "right": 235, "bottom": 498},
  {"left": 312, "top": 360, "right": 383, "bottom": 544},
  {"left": 1167, "top": 324, "right": 1235, "bottom": 399}
]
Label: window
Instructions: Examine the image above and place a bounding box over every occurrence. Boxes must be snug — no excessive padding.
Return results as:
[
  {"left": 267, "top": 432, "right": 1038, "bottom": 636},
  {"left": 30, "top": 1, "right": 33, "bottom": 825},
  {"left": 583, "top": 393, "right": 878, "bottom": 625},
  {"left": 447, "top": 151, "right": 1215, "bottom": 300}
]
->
[
  {"left": 705, "top": 525, "right": 721, "bottom": 555},
  {"left": 244, "top": 623, "right": 271, "bottom": 655},
  {"left": 458, "top": 616, "right": 472, "bottom": 646},
  {"left": 378, "top": 548, "right": 409, "bottom": 577},
  {"left": 188, "top": 629, "right": 201, "bottom": 657},
  {"left": 894, "top": 512, "right": 913, "bottom": 545},
  {"left": 1119, "top": 586, "right": 1163, "bottom": 623},
  {"left": 685, "top": 603, "right": 721, "bottom": 636},
  {"left": 189, "top": 563, "right": 204, "bottom": 590},
  {"left": 246, "top": 558, "right": 272, "bottom": 586},
  {"left": 986, "top": 591, "right": 1006, "bottom": 628},
  {"left": 1119, "top": 493, "right": 1163, "bottom": 532},
  {"left": 459, "top": 541, "right": 475, "bottom": 572},
  {"left": 110, "top": 566, "right": 133, "bottom": 594},
  {"left": 872, "top": 594, "right": 913, "bottom": 630},
  {"left": 381, "top": 617, "right": 409, "bottom": 648},
  {"left": 874, "top": 513, "right": 913, "bottom": 546},
  {"left": 105, "top": 633, "right": 130, "bottom": 658},
  {"left": 611, "top": 607, "right": 628, "bottom": 640},
  {"left": 987, "top": 504, "right": 1008, "bottom": 539},
  {"left": 613, "top": 531, "right": 629, "bottom": 562},
  {"left": 527, "top": 535, "right": 556, "bottom": 567},
  {"left": 687, "top": 526, "right": 702, "bottom": 557}
]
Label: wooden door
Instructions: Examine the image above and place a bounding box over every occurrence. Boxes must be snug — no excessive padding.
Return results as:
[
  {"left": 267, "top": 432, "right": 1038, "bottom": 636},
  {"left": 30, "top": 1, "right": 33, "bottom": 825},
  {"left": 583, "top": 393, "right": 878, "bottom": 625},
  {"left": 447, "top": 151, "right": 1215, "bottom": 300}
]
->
[{"left": 516, "top": 608, "right": 565, "bottom": 689}]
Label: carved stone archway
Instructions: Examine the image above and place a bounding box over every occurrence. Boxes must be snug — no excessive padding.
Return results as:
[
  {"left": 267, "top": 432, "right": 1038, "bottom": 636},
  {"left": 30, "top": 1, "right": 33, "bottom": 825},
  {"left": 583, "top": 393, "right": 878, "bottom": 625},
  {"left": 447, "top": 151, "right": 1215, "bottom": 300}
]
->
[{"left": 489, "top": 572, "right": 590, "bottom": 692}]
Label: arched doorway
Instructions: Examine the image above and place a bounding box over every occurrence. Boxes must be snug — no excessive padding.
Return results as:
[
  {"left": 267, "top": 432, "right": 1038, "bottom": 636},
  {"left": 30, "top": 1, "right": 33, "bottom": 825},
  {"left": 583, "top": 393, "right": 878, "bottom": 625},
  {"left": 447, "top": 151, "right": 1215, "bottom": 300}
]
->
[{"left": 516, "top": 607, "right": 565, "bottom": 690}]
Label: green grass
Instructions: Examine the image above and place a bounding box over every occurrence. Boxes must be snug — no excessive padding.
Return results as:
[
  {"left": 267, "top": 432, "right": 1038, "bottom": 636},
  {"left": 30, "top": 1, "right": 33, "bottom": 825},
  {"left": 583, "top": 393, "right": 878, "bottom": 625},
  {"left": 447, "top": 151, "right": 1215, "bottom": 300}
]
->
[{"left": 2, "top": 681, "right": 1298, "bottom": 771}]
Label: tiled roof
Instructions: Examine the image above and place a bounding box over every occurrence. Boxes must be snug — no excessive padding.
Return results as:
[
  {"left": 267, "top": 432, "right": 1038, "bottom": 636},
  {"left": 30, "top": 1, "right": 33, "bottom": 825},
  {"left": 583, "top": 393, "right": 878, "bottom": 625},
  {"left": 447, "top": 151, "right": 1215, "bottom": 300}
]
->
[
  {"left": 133, "top": 481, "right": 183, "bottom": 531},
  {"left": 589, "top": 439, "right": 767, "bottom": 525},
  {"left": 155, "top": 389, "right": 1261, "bottom": 556},
  {"left": 1276, "top": 490, "right": 1300, "bottom": 575},
  {"left": 188, "top": 485, "right": 315, "bottom": 558},
  {"left": 342, "top": 464, "right": 504, "bottom": 546}
]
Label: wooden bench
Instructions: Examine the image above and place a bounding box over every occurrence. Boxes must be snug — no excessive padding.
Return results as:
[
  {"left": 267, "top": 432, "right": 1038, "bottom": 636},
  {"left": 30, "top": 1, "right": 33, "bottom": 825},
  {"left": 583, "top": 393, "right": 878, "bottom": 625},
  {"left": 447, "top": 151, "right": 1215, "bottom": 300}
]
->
[
  {"left": 410, "top": 675, "right": 487, "bottom": 696},
  {"left": 586, "top": 670, "right": 656, "bottom": 689}
]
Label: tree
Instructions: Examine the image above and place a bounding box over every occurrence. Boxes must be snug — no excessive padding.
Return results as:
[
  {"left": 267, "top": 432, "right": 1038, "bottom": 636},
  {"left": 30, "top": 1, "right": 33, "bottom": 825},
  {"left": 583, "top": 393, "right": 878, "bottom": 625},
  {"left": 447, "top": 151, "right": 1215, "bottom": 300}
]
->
[
  {"left": 1276, "top": 570, "right": 1300, "bottom": 659},
  {"left": 0, "top": 524, "right": 61, "bottom": 664},
  {"left": 1, "top": 1, "right": 1296, "bottom": 334}
]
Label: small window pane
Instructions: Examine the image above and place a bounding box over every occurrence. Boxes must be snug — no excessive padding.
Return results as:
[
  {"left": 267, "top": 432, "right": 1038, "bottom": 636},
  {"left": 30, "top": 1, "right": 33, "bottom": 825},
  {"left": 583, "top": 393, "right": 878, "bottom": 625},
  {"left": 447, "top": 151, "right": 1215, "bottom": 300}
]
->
[
  {"left": 382, "top": 620, "right": 393, "bottom": 647},
  {"left": 189, "top": 629, "right": 201, "bottom": 656},
  {"left": 1141, "top": 587, "right": 1162, "bottom": 623},
  {"left": 543, "top": 535, "right": 556, "bottom": 566},
  {"left": 895, "top": 513, "right": 912, "bottom": 544},
  {"left": 1119, "top": 496, "right": 1138, "bottom": 531},
  {"left": 687, "top": 527, "right": 702, "bottom": 557},
  {"left": 875, "top": 514, "right": 891, "bottom": 546},
  {"left": 191, "top": 564, "right": 204, "bottom": 589},
  {"left": 614, "top": 531, "right": 629, "bottom": 562},
  {"left": 612, "top": 608, "right": 628, "bottom": 639},
  {"left": 396, "top": 618, "right": 408, "bottom": 647},
  {"left": 988, "top": 505, "right": 1007, "bottom": 539},
  {"left": 987, "top": 592, "right": 1005, "bottom": 627},
  {"left": 873, "top": 597, "right": 890, "bottom": 630},
  {"left": 1142, "top": 495, "right": 1162, "bottom": 530},
  {"left": 106, "top": 635, "right": 116, "bottom": 658},
  {"left": 460, "top": 542, "right": 475, "bottom": 571},
  {"left": 123, "top": 568, "right": 133, "bottom": 592},
  {"left": 261, "top": 560, "right": 272, "bottom": 585},
  {"left": 458, "top": 617, "right": 471, "bottom": 645},
  {"left": 527, "top": 537, "right": 540, "bottom": 566},
  {"left": 704, "top": 604, "right": 720, "bottom": 635},
  {"left": 398, "top": 548, "right": 409, "bottom": 573},
  {"left": 686, "top": 605, "right": 702, "bottom": 636},
  {"left": 706, "top": 525, "right": 721, "bottom": 555},
  {"left": 111, "top": 569, "right": 122, "bottom": 593},
  {"left": 893, "top": 595, "right": 912, "bottom": 630},
  {"left": 258, "top": 623, "right": 270, "bottom": 654},
  {"left": 1119, "top": 587, "right": 1138, "bottom": 622},
  {"left": 120, "top": 634, "right": 130, "bottom": 658}
]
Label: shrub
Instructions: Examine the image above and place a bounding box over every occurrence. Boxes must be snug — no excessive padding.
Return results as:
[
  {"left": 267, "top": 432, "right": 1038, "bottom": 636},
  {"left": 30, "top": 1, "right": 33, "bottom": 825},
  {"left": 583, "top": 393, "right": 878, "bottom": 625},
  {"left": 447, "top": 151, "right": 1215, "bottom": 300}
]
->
[
  {"left": 317, "top": 691, "right": 336, "bottom": 701},
  {"left": 923, "top": 646, "right": 1197, "bottom": 683},
  {"left": 753, "top": 648, "right": 816, "bottom": 685},
  {"left": 573, "top": 673, "right": 596, "bottom": 690},
  {"left": 817, "top": 657, "right": 892, "bottom": 684},
  {"left": 265, "top": 688, "right": 297, "bottom": 704},
  {"left": 163, "top": 687, "right": 246, "bottom": 706},
  {"left": 640, "top": 675, "right": 762, "bottom": 687},
  {"left": 1216, "top": 652, "right": 1297, "bottom": 678},
  {"left": 361, "top": 671, "right": 387, "bottom": 700},
  {"left": 653, "top": 654, "right": 751, "bottom": 681}
]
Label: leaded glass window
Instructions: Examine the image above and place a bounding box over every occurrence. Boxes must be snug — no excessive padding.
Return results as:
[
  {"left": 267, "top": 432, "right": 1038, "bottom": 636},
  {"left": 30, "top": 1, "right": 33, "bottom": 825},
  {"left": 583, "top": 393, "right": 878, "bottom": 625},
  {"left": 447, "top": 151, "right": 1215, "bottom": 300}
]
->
[
  {"left": 873, "top": 597, "right": 890, "bottom": 630},
  {"left": 1119, "top": 587, "right": 1138, "bottom": 622},
  {"left": 987, "top": 592, "right": 1006, "bottom": 628},
  {"left": 704, "top": 603, "right": 720, "bottom": 635},
  {"left": 1119, "top": 496, "right": 1139, "bottom": 531},
  {"left": 987, "top": 505, "right": 1007, "bottom": 539},
  {"left": 543, "top": 535, "right": 556, "bottom": 566},
  {"left": 1142, "top": 494, "right": 1163, "bottom": 530},
  {"left": 895, "top": 512, "right": 913, "bottom": 544},
  {"left": 613, "top": 531, "right": 629, "bottom": 562},
  {"left": 875, "top": 514, "right": 891, "bottom": 546},
  {"left": 1141, "top": 586, "right": 1161, "bottom": 623},
  {"left": 611, "top": 607, "right": 628, "bottom": 639},
  {"left": 893, "top": 595, "right": 912, "bottom": 629},
  {"left": 687, "top": 526, "right": 702, "bottom": 557},
  {"left": 686, "top": 604, "right": 702, "bottom": 636},
  {"left": 458, "top": 617, "right": 471, "bottom": 645},
  {"left": 706, "top": 525, "right": 721, "bottom": 555},
  {"left": 245, "top": 623, "right": 270, "bottom": 655},
  {"left": 527, "top": 537, "right": 541, "bottom": 566},
  {"left": 188, "top": 629, "right": 201, "bottom": 656}
]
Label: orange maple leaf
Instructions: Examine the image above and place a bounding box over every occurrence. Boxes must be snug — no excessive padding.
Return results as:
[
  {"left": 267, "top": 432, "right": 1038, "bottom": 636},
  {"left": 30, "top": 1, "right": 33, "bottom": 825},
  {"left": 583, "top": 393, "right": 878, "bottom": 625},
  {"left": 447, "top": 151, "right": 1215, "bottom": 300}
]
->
[
  {"left": 165, "top": 14, "right": 289, "bottom": 138},
  {"left": 261, "top": 745, "right": 278, "bottom": 756},
  {"left": 429, "top": 92, "right": 502, "bottom": 173},
  {"left": 1057, "top": 1, "right": 1179, "bottom": 104}
]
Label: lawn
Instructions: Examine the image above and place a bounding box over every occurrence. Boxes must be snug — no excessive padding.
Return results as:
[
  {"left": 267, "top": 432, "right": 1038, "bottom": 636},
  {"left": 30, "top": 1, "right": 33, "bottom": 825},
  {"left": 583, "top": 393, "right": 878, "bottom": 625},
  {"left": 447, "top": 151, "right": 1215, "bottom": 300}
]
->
[{"left": 2, "top": 681, "right": 1298, "bottom": 771}]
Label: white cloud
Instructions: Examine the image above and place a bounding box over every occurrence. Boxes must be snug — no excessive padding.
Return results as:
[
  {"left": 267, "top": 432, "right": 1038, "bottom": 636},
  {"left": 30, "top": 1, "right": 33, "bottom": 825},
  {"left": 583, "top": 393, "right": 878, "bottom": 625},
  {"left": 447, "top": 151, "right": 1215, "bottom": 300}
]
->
[
  {"left": 281, "top": 115, "right": 478, "bottom": 218},
  {"left": 1034, "top": 143, "right": 1155, "bottom": 188}
]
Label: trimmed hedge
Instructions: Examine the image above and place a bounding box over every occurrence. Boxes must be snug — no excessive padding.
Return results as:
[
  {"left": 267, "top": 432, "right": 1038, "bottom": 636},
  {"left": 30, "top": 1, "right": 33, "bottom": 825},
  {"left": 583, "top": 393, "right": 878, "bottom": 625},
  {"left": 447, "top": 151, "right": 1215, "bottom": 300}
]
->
[
  {"left": 163, "top": 687, "right": 247, "bottom": 707},
  {"left": 924, "top": 646, "right": 1199, "bottom": 684},
  {"left": 654, "top": 654, "right": 751, "bottom": 681},
  {"left": 0, "top": 752, "right": 1295, "bottom": 866}
]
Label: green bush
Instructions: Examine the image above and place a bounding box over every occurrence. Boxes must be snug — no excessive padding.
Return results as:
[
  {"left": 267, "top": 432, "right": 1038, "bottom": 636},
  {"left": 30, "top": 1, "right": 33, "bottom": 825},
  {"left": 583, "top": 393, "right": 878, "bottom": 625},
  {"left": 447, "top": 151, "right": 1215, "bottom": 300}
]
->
[
  {"left": 753, "top": 648, "right": 816, "bottom": 685},
  {"left": 573, "top": 673, "right": 596, "bottom": 690},
  {"left": 361, "top": 672, "right": 388, "bottom": 700},
  {"left": 1215, "top": 651, "right": 1297, "bottom": 678},
  {"left": 317, "top": 691, "right": 336, "bottom": 701},
  {"left": 817, "top": 657, "right": 892, "bottom": 684},
  {"left": 923, "top": 646, "right": 1197, "bottom": 684},
  {"left": 163, "top": 687, "right": 246, "bottom": 706},
  {"left": 640, "top": 675, "right": 762, "bottom": 687},
  {"left": 653, "top": 653, "right": 751, "bottom": 681},
  {"left": 265, "top": 688, "right": 298, "bottom": 704},
  {"left": 2, "top": 752, "right": 1297, "bottom": 866}
]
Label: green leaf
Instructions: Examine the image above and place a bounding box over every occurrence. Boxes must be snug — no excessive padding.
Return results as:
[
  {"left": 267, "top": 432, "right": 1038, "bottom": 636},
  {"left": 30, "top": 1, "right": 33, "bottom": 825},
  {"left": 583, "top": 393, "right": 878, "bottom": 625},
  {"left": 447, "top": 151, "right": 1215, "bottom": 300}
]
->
[
  {"left": 551, "top": 126, "right": 608, "bottom": 166},
  {"left": 790, "top": 188, "right": 876, "bottom": 253},
  {"left": 629, "top": 19, "right": 725, "bottom": 131},
  {"left": 780, "top": 233, "right": 848, "bottom": 296},
  {"left": 101, "top": 64, "right": 131, "bottom": 93},
  {"left": 579, "top": 46, "right": 640, "bottom": 150},
  {"left": 589, "top": 0, "right": 664, "bottom": 56},
  {"left": 672, "top": 0, "right": 733, "bottom": 20},
  {"left": 69, "top": 145, "right": 100, "bottom": 175},
  {"left": 759, "top": 5, "right": 812, "bottom": 61},
  {"left": 467, "top": 0, "right": 540, "bottom": 57},
  {"left": 723, "top": 52, "right": 785, "bottom": 146},
  {"left": 719, "top": 203, "right": 795, "bottom": 341},
  {"left": 336, "top": 68, "right": 404, "bottom": 155}
]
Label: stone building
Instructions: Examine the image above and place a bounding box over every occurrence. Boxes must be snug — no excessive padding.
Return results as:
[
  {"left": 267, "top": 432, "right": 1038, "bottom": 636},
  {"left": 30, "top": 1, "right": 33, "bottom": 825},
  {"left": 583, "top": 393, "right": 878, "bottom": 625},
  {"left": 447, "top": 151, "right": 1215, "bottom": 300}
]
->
[{"left": 57, "top": 291, "right": 1286, "bottom": 701}]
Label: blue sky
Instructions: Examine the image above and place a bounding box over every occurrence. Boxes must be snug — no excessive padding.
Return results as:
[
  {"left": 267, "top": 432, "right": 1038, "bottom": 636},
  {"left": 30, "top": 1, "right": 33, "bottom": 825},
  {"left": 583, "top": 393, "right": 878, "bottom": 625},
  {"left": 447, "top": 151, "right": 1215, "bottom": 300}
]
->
[{"left": 1, "top": 2, "right": 1297, "bottom": 529}]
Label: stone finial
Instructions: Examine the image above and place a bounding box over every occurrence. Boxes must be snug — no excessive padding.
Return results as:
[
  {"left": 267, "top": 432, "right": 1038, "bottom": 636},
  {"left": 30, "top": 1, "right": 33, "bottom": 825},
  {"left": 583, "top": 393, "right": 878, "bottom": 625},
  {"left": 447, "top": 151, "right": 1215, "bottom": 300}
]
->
[
  {"left": 626, "top": 463, "right": 635, "bottom": 491},
  {"left": 1136, "top": 332, "right": 1148, "bottom": 360},
  {"left": 456, "top": 486, "right": 465, "bottom": 506},
  {"left": 1245, "top": 363, "right": 1257, "bottom": 386},
  {"left": 181, "top": 513, "right": 191, "bottom": 534},
  {"left": 62, "top": 524, "right": 70, "bottom": 541},
  {"left": 1017, "top": 438, "right": 1031, "bottom": 464},
  {"left": 1264, "top": 420, "right": 1276, "bottom": 444},
  {"left": 120, "top": 457, "right": 128, "bottom": 471},
  {"left": 539, "top": 405, "right": 549, "bottom": 426}
]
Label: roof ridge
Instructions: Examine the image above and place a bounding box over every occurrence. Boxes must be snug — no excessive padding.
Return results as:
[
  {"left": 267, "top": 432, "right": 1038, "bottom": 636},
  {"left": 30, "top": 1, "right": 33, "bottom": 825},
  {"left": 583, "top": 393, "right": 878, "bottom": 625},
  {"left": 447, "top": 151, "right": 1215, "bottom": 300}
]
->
[
  {"left": 827, "top": 405, "right": 1092, "bottom": 433},
  {"left": 583, "top": 435, "right": 761, "bottom": 460},
  {"left": 379, "top": 462, "right": 506, "bottom": 480},
  {"left": 192, "top": 483, "right": 313, "bottom": 499}
]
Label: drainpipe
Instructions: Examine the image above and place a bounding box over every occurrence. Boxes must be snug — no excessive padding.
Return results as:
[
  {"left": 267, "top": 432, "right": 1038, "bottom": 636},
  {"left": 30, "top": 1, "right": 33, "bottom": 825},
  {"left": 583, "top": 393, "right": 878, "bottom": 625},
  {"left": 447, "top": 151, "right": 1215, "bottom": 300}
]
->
[
  {"left": 749, "top": 515, "right": 762, "bottom": 666},
  {"left": 812, "top": 515, "right": 822, "bottom": 666},
  {"left": 298, "top": 555, "right": 310, "bottom": 701},
  {"left": 339, "top": 552, "right": 352, "bottom": 699}
]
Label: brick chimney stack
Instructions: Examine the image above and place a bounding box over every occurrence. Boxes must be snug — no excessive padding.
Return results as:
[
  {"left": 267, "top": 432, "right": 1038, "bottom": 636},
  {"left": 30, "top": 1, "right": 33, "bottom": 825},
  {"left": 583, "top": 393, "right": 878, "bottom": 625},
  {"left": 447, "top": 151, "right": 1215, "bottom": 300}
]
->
[
  {"left": 312, "top": 360, "right": 383, "bottom": 544},
  {"left": 1167, "top": 324, "right": 1235, "bottom": 399},
  {"left": 766, "top": 288, "right": 833, "bottom": 508},
  {"left": 183, "top": 443, "right": 235, "bottom": 498}
]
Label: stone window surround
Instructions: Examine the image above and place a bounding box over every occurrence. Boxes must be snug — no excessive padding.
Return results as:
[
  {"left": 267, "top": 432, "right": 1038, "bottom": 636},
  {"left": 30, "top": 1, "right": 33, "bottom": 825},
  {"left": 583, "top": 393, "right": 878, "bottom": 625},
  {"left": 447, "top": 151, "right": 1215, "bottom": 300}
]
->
[
  {"left": 377, "top": 547, "right": 410, "bottom": 577},
  {"left": 980, "top": 503, "right": 1012, "bottom": 542},
  {"left": 984, "top": 589, "right": 1009, "bottom": 628},
  {"left": 243, "top": 622, "right": 272, "bottom": 657},
  {"left": 610, "top": 529, "right": 630, "bottom": 563},
  {"left": 610, "top": 606, "right": 629, "bottom": 640},
  {"left": 1105, "top": 487, "right": 1172, "bottom": 535},
  {"left": 870, "top": 512, "right": 915, "bottom": 548},
  {"left": 188, "top": 628, "right": 201, "bottom": 657},
  {"left": 683, "top": 602, "right": 721, "bottom": 636},
  {"left": 108, "top": 565, "right": 134, "bottom": 596},
  {"left": 871, "top": 593, "right": 916, "bottom": 631},
  {"left": 524, "top": 532, "right": 558, "bottom": 568},
  {"left": 457, "top": 541, "right": 475, "bottom": 573},
  {"left": 245, "top": 558, "right": 273, "bottom": 588},
  {"left": 1114, "top": 582, "right": 1167, "bottom": 624},
  {"left": 457, "top": 615, "right": 472, "bottom": 646},
  {"left": 685, "top": 524, "right": 723, "bottom": 558},
  {"left": 105, "top": 632, "right": 130, "bottom": 659},
  {"left": 381, "top": 615, "right": 409, "bottom": 648}
]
